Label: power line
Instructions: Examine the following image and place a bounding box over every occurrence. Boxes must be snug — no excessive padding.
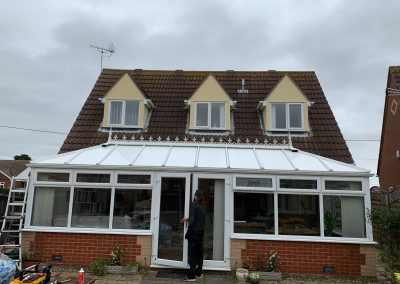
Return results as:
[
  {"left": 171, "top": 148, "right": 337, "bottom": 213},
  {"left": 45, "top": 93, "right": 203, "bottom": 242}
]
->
[
  {"left": 0, "top": 125, "right": 68, "bottom": 135},
  {"left": 345, "top": 139, "right": 380, "bottom": 142}
]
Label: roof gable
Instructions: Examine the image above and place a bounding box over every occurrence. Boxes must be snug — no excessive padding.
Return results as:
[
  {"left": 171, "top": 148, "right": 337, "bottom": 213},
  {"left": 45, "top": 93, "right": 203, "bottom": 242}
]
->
[
  {"left": 189, "top": 74, "right": 231, "bottom": 101},
  {"left": 265, "top": 75, "right": 309, "bottom": 103}
]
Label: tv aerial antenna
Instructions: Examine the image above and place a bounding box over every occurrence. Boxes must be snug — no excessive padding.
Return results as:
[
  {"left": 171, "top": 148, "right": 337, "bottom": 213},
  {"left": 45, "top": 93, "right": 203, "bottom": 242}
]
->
[{"left": 90, "top": 42, "right": 115, "bottom": 71}]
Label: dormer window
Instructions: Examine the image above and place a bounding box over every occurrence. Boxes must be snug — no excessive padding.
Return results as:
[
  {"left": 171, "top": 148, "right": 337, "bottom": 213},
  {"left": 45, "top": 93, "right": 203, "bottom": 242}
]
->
[
  {"left": 271, "top": 103, "right": 303, "bottom": 130},
  {"left": 195, "top": 102, "right": 226, "bottom": 129},
  {"left": 260, "top": 75, "right": 311, "bottom": 133},
  {"left": 109, "top": 100, "right": 140, "bottom": 127}
]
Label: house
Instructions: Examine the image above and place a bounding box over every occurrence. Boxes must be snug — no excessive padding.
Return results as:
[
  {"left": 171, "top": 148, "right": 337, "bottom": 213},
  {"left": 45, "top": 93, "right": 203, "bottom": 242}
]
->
[
  {"left": 378, "top": 66, "right": 400, "bottom": 192},
  {"left": 0, "top": 160, "right": 29, "bottom": 223},
  {"left": 22, "top": 69, "right": 375, "bottom": 276}
]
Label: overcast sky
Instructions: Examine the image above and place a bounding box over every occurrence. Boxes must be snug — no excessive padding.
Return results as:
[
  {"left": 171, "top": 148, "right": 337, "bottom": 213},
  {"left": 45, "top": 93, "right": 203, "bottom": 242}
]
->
[{"left": 1, "top": 0, "right": 399, "bottom": 185}]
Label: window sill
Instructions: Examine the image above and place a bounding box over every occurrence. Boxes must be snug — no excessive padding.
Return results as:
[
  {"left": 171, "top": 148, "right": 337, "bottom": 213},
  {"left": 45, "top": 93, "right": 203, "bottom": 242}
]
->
[
  {"left": 22, "top": 227, "right": 152, "bottom": 236},
  {"left": 231, "top": 233, "right": 376, "bottom": 245}
]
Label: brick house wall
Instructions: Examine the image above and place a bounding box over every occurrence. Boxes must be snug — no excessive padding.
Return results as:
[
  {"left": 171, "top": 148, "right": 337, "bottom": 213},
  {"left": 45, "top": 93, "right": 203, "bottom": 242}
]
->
[
  {"left": 0, "top": 172, "right": 11, "bottom": 189},
  {"left": 22, "top": 232, "right": 152, "bottom": 267},
  {"left": 231, "top": 239, "right": 376, "bottom": 276},
  {"left": 378, "top": 72, "right": 400, "bottom": 190}
]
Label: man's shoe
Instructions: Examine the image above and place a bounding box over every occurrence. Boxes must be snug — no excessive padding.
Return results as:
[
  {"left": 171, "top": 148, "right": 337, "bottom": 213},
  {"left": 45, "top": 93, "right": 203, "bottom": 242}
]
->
[
  {"left": 195, "top": 274, "right": 203, "bottom": 279},
  {"left": 184, "top": 276, "right": 196, "bottom": 282}
]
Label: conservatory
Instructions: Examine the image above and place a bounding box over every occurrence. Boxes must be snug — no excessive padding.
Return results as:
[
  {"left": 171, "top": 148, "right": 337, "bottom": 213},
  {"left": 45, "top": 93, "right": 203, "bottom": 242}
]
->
[{"left": 23, "top": 140, "right": 374, "bottom": 273}]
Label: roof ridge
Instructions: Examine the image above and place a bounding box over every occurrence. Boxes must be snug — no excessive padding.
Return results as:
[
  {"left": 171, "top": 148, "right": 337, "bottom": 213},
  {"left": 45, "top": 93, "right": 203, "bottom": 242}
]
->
[{"left": 102, "top": 68, "right": 316, "bottom": 74}]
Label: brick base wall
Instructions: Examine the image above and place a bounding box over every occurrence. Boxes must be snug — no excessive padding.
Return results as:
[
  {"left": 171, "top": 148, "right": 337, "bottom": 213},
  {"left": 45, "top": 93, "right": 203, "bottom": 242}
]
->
[
  {"left": 233, "top": 239, "right": 376, "bottom": 276},
  {"left": 22, "top": 232, "right": 151, "bottom": 266}
]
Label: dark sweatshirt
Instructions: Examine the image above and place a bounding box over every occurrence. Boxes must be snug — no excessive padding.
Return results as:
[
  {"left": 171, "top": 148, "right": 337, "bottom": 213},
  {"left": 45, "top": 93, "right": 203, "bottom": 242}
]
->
[{"left": 188, "top": 202, "right": 205, "bottom": 233}]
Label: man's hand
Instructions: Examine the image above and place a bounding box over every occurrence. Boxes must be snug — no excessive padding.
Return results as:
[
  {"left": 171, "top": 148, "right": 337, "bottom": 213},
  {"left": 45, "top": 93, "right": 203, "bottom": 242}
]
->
[{"left": 181, "top": 217, "right": 189, "bottom": 223}]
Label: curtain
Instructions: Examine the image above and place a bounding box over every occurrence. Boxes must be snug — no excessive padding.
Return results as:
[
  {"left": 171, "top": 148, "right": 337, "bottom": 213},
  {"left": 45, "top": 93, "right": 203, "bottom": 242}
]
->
[
  {"left": 341, "top": 197, "right": 365, "bottom": 238},
  {"left": 110, "top": 101, "right": 123, "bottom": 124}
]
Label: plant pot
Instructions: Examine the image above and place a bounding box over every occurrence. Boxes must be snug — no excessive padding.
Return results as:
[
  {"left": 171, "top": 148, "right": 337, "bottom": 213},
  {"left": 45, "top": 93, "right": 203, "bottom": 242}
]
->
[
  {"left": 106, "top": 265, "right": 138, "bottom": 275},
  {"left": 236, "top": 268, "right": 249, "bottom": 283},
  {"left": 259, "top": 271, "right": 282, "bottom": 281}
]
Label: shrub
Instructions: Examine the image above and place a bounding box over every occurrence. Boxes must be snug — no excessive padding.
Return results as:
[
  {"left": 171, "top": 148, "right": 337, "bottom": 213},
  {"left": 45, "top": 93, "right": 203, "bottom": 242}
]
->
[
  {"left": 89, "top": 259, "right": 107, "bottom": 276},
  {"left": 369, "top": 206, "right": 400, "bottom": 283},
  {"left": 264, "top": 250, "right": 280, "bottom": 272}
]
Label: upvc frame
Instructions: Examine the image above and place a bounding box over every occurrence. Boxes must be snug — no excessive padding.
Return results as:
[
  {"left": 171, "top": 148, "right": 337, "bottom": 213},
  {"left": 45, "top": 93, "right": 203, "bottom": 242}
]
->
[
  {"left": 24, "top": 168, "right": 154, "bottom": 235},
  {"left": 270, "top": 103, "right": 304, "bottom": 131},
  {"left": 108, "top": 99, "right": 141, "bottom": 128},
  {"left": 0, "top": 181, "right": 5, "bottom": 189},
  {"left": 231, "top": 175, "right": 374, "bottom": 244},
  {"left": 194, "top": 102, "right": 227, "bottom": 130},
  {"left": 34, "top": 169, "right": 72, "bottom": 184},
  {"left": 233, "top": 174, "right": 275, "bottom": 191}
]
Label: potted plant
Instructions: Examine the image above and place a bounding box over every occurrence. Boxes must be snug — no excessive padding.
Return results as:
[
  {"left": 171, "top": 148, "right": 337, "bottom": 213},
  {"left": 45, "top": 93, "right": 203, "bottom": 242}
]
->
[
  {"left": 246, "top": 272, "right": 260, "bottom": 284},
  {"left": 105, "top": 245, "right": 138, "bottom": 275},
  {"left": 324, "top": 211, "right": 337, "bottom": 236},
  {"left": 236, "top": 256, "right": 250, "bottom": 283},
  {"left": 258, "top": 250, "right": 281, "bottom": 281}
]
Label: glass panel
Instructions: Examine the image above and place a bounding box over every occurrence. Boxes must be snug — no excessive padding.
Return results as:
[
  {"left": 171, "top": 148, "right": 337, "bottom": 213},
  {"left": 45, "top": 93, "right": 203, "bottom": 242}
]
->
[
  {"left": 280, "top": 179, "right": 317, "bottom": 189},
  {"left": 196, "top": 103, "right": 208, "bottom": 127},
  {"left": 76, "top": 173, "right": 110, "bottom": 183},
  {"left": 71, "top": 188, "right": 111, "bottom": 228},
  {"left": 110, "top": 101, "right": 123, "bottom": 124},
  {"left": 289, "top": 104, "right": 302, "bottom": 128},
  {"left": 113, "top": 189, "right": 152, "bottom": 229},
  {"left": 0, "top": 182, "right": 4, "bottom": 189},
  {"left": 117, "top": 174, "right": 151, "bottom": 184},
  {"left": 278, "top": 194, "right": 320, "bottom": 236},
  {"left": 325, "top": 180, "right": 362, "bottom": 191},
  {"left": 37, "top": 172, "right": 70, "bottom": 182},
  {"left": 158, "top": 177, "right": 186, "bottom": 261},
  {"left": 125, "top": 101, "right": 139, "bottom": 126},
  {"left": 211, "top": 103, "right": 225, "bottom": 128},
  {"left": 236, "top": 177, "right": 272, "bottom": 188},
  {"left": 323, "top": 196, "right": 366, "bottom": 238},
  {"left": 234, "top": 192, "right": 274, "bottom": 234},
  {"left": 272, "top": 104, "right": 286, "bottom": 129},
  {"left": 198, "top": 179, "right": 225, "bottom": 261},
  {"left": 31, "top": 187, "right": 70, "bottom": 227}
]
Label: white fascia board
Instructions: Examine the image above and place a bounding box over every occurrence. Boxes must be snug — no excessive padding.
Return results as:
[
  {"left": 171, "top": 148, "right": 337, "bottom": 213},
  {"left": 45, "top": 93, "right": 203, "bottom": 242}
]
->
[{"left": 27, "top": 163, "right": 373, "bottom": 177}]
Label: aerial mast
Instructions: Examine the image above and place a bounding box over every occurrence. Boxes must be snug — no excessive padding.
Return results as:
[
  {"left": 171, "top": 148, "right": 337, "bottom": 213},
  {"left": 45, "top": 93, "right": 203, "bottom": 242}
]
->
[{"left": 90, "top": 42, "right": 115, "bottom": 71}]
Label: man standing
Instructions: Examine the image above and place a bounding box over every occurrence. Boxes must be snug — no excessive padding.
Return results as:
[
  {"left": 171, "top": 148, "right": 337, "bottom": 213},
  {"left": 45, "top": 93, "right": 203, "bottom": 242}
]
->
[{"left": 181, "top": 190, "right": 205, "bottom": 282}]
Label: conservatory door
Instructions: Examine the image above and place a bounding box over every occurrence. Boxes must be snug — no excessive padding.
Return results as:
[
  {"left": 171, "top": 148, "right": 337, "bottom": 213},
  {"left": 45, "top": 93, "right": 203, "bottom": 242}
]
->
[
  {"left": 193, "top": 174, "right": 230, "bottom": 270},
  {"left": 152, "top": 173, "right": 191, "bottom": 268}
]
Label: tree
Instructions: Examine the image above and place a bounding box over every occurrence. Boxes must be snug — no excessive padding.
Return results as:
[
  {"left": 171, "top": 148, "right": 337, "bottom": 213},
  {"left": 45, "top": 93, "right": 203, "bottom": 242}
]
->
[{"left": 14, "top": 154, "right": 31, "bottom": 161}]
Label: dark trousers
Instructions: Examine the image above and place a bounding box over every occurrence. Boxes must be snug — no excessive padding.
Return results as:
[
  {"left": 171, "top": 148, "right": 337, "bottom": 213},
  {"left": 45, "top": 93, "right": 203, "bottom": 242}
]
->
[{"left": 187, "top": 232, "right": 204, "bottom": 279}]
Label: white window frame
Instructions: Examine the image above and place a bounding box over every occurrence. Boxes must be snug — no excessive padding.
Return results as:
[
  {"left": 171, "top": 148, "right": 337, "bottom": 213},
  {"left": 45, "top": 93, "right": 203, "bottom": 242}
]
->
[
  {"left": 194, "top": 102, "right": 226, "bottom": 129},
  {"left": 231, "top": 175, "right": 374, "bottom": 244},
  {"left": 233, "top": 174, "right": 275, "bottom": 191},
  {"left": 0, "top": 181, "right": 5, "bottom": 189},
  {"left": 35, "top": 169, "right": 72, "bottom": 184},
  {"left": 108, "top": 100, "right": 141, "bottom": 128},
  {"left": 270, "top": 103, "right": 304, "bottom": 131},
  {"left": 24, "top": 169, "right": 154, "bottom": 235}
]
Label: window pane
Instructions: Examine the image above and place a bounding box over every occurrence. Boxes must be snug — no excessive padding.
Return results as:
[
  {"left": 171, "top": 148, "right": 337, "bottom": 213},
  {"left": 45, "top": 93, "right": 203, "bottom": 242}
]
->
[
  {"left": 31, "top": 187, "right": 70, "bottom": 227},
  {"left": 289, "top": 104, "right": 302, "bottom": 128},
  {"left": 234, "top": 192, "right": 274, "bottom": 234},
  {"left": 236, "top": 177, "right": 272, "bottom": 188},
  {"left": 323, "top": 196, "right": 365, "bottom": 238},
  {"left": 211, "top": 103, "right": 225, "bottom": 128},
  {"left": 125, "top": 101, "right": 139, "bottom": 126},
  {"left": 196, "top": 103, "right": 208, "bottom": 127},
  {"left": 117, "top": 174, "right": 151, "bottom": 184},
  {"left": 113, "top": 189, "right": 152, "bottom": 229},
  {"left": 37, "top": 172, "right": 69, "bottom": 182},
  {"left": 76, "top": 173, "right": 110, "bottom": 183},
  {"left": 325, "top": 180, "right": 362, "bottom": 191},
  {"left": 110, "top": 101, "right": 123, "bottom": 124},
  {"left": 278, "top": 194, "right": 320, "bottom": 236},
  {"left": 272, "top": 104, "right": 286, "bottom": 129},
  {"left": 72, "top": 188, "right": 111, "bottom": 228},
  {"left": 280, "top": 179, "right": 317, "bottom": 189}
]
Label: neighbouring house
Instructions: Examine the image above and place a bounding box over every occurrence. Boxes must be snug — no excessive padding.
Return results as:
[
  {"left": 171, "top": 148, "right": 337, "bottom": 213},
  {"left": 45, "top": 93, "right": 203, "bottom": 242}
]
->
[
  {"left": 378, "top": 66, "right": 400, "bottom": 193},
  {"left": 22, "top": 69, "right": 376, "bottom": 276},
  {"left": 0, "top": 160, "right": 29, "bottom": 224}
]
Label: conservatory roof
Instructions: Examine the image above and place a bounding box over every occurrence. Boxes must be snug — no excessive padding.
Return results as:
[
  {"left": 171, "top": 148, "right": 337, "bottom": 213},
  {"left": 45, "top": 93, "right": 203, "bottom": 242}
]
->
[{"left": 31, "top": 142, "right": 371, "bottom": 176}]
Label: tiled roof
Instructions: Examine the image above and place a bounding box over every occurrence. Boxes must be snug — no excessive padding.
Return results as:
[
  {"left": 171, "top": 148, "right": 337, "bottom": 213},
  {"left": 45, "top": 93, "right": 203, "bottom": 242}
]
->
[
  {"left": 389, "top": 66, "right": 400, "bottom": 88},
  {"left": 0, "top": 160, "right": 29, "bottom": 177},
  {"left": 60, "top": 69, "right": 353, "bottom": 164}
]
